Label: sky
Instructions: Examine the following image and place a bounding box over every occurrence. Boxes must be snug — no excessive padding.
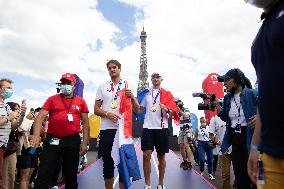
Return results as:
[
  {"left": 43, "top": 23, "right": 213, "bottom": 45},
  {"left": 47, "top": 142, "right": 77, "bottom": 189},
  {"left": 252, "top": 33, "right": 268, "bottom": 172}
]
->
[{"left": 0, "top": 0, "right": 262, "bottom": 119}]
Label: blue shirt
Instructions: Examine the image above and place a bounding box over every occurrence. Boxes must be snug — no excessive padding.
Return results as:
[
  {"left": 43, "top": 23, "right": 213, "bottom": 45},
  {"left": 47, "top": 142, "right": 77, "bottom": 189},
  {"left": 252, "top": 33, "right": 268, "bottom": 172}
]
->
[
  {"left": 251, "top": 1, "right": 284, "bottom": 158},
  {"left": 218, "top": 88, "right": 257, "bottom": 154}
]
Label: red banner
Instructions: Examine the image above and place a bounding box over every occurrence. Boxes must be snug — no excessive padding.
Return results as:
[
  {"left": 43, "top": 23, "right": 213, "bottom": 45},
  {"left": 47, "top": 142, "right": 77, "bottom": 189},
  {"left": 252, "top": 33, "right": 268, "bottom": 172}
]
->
[{"left": 202, "top": 73, "right": 224, "bottom": 124}]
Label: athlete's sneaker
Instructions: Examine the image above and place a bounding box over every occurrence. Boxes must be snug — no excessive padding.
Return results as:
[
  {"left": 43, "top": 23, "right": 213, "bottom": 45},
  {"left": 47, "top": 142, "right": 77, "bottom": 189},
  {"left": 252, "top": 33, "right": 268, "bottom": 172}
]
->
[
  {"left": 144, "top": 184, "right": 151, "bottom": 189},
  {"left": 157, "top": 184, "right": 166, "bottom": 189},
  {"left": 200, "top": 172, "right": 204, "bottom": 176},
  {"left": 208, "top": 174, "right": 216, "bottom": 180}
]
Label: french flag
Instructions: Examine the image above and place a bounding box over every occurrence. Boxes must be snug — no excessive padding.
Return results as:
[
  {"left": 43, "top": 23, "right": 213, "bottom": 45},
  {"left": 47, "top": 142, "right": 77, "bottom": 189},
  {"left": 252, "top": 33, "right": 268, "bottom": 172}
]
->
[
  {"left": 111, "top": 89, "right": 141, "bottom": 189},
  {"left": 134, "top": 88, "right": 180, "bottom": 124}
]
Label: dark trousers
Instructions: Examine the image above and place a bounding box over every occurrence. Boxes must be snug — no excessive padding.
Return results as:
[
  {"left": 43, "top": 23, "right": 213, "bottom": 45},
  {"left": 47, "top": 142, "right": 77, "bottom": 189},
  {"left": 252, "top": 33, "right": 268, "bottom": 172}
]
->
[
  {"left": 213, "top": 154, "right": 218, "bottom": 173},
  {"left": 35, "top": 134, "right": 81, "bottom": 189},
  {"left": 98, "top": 129, "right": 117, "bottom": 179},
  {"left": 231, "top": 127, "right": 256, "bottom": 189}
]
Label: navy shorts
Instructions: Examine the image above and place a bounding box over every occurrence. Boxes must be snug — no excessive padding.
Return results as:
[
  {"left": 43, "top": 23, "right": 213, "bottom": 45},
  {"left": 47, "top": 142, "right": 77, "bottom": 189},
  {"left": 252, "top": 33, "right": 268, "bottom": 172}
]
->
[
  {"left": 17, "top": 147, "right": 38, "bottom": 169},
  {"left": 141, "top": 128, "right": 170, "bottom": 155}
]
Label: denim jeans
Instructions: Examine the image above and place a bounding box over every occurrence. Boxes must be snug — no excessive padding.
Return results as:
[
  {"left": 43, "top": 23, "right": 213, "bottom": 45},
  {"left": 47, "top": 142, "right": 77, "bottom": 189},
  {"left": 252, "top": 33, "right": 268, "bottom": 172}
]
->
[{"left": 198, "top": 140, "right": 213, "bottom": 174}]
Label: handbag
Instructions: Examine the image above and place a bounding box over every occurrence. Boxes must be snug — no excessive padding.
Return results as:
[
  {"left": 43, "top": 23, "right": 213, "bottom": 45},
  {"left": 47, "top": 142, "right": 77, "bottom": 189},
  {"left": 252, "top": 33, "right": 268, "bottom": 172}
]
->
[
  {"left": 4, "top": 141, "right": 19, "bottom": 157},
  {"left": 4, "top": 130, "right": 20, "bottom": 157}
]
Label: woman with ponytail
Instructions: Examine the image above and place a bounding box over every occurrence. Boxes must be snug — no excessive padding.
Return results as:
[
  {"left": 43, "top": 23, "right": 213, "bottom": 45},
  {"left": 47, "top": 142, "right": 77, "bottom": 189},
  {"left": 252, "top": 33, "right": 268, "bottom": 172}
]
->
[{"left": 215, "top": 68, "right": 257, "bottom": 189}]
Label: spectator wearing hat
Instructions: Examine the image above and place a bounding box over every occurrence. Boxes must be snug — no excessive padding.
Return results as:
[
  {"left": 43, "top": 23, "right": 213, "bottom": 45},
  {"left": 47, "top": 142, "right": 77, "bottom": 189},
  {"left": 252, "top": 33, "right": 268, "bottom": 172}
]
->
[
  {"left": 215, "top": 68, "right": 257, "bottom": 189},
  {"left": 31, "top": 73, "right": 90, "bottom": 189}
]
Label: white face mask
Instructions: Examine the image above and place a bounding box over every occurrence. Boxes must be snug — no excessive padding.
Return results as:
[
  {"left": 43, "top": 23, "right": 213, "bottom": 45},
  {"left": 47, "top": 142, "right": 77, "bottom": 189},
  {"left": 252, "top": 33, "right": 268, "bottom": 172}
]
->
[{"left": 245, "top": 0, "right": 277, "bottom": 8}]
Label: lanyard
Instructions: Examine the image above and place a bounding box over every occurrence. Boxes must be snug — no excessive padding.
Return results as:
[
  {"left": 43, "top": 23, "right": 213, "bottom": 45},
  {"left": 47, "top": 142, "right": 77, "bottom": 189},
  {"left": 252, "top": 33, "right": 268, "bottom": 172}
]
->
[
  {"left": 111, "top": 81, "right": 127, "bottom": 101},
  {"left": 152, "top": 89, "right": 160, "bottom": 105},
  {"left": 61, "top": 96, "right": 74, "bottom": 113},
  {"left": 233, "top": 97, "right": 241, "bottom": 124}
]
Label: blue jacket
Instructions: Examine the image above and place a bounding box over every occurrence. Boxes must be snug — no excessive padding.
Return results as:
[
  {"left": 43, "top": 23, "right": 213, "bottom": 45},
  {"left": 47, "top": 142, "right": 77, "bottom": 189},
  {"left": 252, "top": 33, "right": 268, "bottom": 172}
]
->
[
  {"left": 219, "top": 88, "right": 257, "bottom": 154},
  {"left": 118, "top": 144, "right": 141, "bottom": 189}
]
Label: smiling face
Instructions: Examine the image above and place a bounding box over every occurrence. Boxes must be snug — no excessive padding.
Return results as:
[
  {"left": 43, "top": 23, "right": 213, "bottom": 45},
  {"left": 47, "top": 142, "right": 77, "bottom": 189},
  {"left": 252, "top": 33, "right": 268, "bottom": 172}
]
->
[{"left": 151, "top": 76, "right": 162, "bottom": 88}]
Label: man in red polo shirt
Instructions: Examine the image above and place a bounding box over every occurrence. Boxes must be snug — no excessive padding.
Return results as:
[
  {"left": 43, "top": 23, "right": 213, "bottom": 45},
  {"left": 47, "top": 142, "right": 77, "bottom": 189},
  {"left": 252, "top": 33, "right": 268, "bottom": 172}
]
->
[{"left": 30, "top": 73, "right": 89, "bottom": 189}]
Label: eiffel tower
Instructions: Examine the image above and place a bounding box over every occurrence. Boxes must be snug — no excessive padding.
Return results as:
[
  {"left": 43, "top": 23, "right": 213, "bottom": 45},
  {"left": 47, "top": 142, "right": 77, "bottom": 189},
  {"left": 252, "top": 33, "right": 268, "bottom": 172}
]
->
[{"left": 137, "top": 27, "right": 149, "bottom": 93}]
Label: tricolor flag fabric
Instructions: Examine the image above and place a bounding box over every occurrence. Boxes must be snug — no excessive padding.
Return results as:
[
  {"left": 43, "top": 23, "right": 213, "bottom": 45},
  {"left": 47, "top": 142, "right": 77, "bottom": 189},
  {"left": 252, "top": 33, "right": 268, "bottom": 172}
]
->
[
  {"left": 111, "top": 89, "right": 141, "bottom": 189},
  {"left": 135, "top": 88, "right": 180, "bottom": 124}
]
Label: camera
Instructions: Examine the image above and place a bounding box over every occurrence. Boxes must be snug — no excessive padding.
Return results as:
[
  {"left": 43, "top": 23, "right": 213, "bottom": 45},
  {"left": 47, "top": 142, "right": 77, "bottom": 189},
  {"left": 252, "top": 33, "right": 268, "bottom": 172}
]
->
[
  {"left": 175, "top": 100, "right": 185, "bottom": 117},
  {"left": 180, "top": 124, "right": 194, "bottom": 144},
  {"left": 56, "top": 82, "right": 61, "bottom": 93},
  {"left": 192, "top": 92, "right": 216, "bottom": 111}
]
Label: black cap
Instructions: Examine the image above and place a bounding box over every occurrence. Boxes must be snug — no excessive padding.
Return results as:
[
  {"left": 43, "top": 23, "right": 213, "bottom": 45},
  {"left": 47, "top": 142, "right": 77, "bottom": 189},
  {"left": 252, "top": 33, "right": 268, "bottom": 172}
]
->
[{"left": 217, "top": 68, "right": 245, "bottom": 82}]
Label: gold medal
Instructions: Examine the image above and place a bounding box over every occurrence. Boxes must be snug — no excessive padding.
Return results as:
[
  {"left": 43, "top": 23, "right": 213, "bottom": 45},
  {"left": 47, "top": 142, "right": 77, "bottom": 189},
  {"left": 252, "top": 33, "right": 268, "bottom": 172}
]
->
[
  {"left": 151, "top": 106, "right": 157, "bottom": 112},
  {"left": 111, "top": 101, "right": 118, "bottom": 109}
]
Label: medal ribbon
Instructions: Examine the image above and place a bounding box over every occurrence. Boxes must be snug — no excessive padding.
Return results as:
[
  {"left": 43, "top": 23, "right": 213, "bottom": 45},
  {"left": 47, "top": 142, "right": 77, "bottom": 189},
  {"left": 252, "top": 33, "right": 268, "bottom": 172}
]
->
[
  {"left": 152, "top": 89, "right": 160, "bottom": 106},
  {"left": 111, "top": 81, "right": 123, "bottom": 101}
]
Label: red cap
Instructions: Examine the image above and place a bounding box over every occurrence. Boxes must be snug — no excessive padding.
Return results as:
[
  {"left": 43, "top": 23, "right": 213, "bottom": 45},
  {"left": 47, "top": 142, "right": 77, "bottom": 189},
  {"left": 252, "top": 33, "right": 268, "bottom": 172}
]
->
[{"left": 60, "top": 73, "right": 76, "bottom": 85}]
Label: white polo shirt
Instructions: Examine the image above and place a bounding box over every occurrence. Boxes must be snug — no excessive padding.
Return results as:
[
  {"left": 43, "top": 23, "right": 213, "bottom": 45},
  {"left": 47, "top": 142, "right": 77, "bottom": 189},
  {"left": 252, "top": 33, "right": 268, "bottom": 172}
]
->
[
  {"left": 140, "top": 87, "right": 169, "bottom": 129},
  {"left": 209, "top": 115, "right": 232, "bottom": 155},
  {"left": 96, "top": 80, "right": 127, "bottom": 130}
]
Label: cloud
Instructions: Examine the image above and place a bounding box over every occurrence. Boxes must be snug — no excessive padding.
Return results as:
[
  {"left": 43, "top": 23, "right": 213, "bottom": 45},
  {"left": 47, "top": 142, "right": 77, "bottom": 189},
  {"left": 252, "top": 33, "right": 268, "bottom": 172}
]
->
[
  {"left": 0, "top": 0, "right": 263, "bottom": 118},
  {"left": 117, "top": 0, "right": 262, "bottom": 117},
  {"left": 0, "top": 0, "right": 119, "bottom": 81}
]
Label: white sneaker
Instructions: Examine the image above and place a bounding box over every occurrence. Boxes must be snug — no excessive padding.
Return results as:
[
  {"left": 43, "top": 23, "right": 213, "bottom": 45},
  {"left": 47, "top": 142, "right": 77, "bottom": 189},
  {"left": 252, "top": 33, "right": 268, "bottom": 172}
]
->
[
  {"left": 200, "top": 172, "right": 204, "bottom": 176},
  {"left": 208, "top": 174, "right": 216, "bottom": 180},
  {"left": 144, "top": 184, "right": 151, "bottom": 189},
  {"left": 157, "top": 184, "right": 166, "bottom": 189}
]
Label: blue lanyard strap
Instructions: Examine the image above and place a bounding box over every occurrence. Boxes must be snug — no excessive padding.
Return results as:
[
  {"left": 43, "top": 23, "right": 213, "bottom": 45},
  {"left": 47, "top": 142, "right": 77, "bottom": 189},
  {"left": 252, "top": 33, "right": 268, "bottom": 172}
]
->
[
  {"left": 112, "top": 81, "right": 126, "bottom": 101},
  {"left": 152, "top": 89, "right": 160, "bottom": 105},
  {"left": 113, "top": 82, "right": 122, "bottom": 100}
]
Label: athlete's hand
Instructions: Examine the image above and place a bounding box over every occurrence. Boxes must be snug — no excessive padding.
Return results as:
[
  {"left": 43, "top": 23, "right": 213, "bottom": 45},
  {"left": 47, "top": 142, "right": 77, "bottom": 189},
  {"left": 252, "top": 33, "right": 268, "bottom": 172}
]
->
[
  {"left": 160, "top": 104, "right": 169, "bottom": 112},
  {"left": 125, "top": 89, "right": 135, "bottom": 99},
  {"left": 106, "top": 112, "right": 120, "bottom": 123}
]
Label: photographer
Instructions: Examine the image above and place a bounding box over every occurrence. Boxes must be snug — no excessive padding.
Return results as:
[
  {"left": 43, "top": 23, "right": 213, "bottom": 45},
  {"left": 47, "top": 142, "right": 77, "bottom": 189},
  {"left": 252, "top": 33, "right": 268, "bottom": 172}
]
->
[
  {"left": 176, "top": 100, "right": 193, "bottom": 170},
  {"left": 216, "top": 68, "right": 257, "bottom": 189}
]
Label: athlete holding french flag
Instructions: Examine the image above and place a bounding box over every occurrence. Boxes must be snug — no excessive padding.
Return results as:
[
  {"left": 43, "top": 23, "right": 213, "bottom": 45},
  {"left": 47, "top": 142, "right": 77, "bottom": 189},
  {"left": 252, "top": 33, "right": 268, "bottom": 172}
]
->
[{"left": 128, "top": 72, "right": 180, "bottom": 189}]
